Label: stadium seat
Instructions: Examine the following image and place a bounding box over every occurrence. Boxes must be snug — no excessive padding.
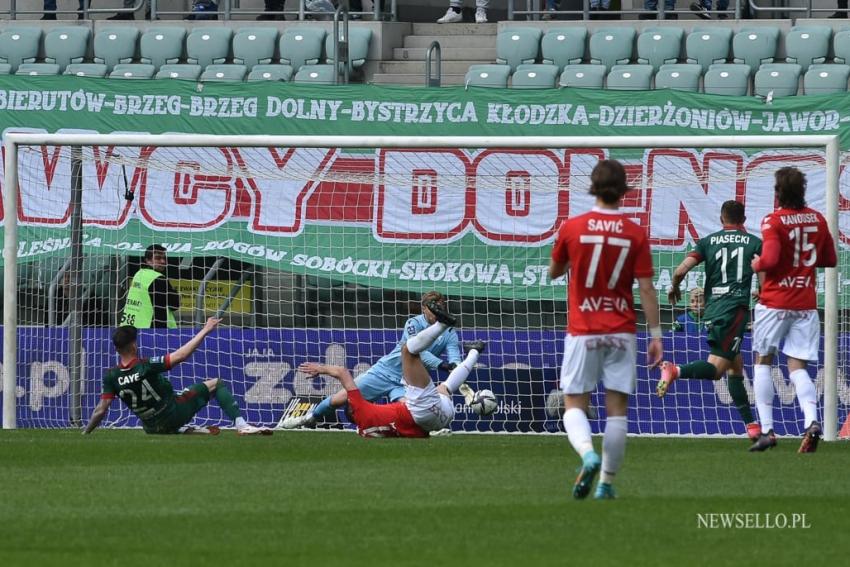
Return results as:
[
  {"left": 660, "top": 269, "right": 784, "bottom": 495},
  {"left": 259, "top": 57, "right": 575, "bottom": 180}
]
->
[
  {"left": 155, "top": 64, "right": 202, "bottom": 80},
  {"left": 293, "top": 64, "right": 336, "bottom": 84},
  {"left": 0, "top": 28, "right": 41, "bottom": 72},
  {"left": 280, "top": 27, "right": 326, "bottom": 72},
  {"left": 187, "top": 28, "right": 233, "bottom": 69},
  {"left": 495, "top": 27, "right": 542, "bottom": 72},
  {"left": 465, "top": 64, "right": 511, "bottom": 88},
  {"left": 703, "top": 63, "right": 750, "bottom": 96},
  {"left": 804, "top": 64, "right": 850, "bottom": 95},
  {"left": 200, "top": 64, "right": 248, "bottom": 82},
  {"left": 15, "top": 63, "right": 60, "bottom": 76},
  {"left": 0, "top": 64, "right": 10, "bottom": 75},
  {"left": 732, "top": 27, "right": 779, "bottom": 74},
  {"left": 754, "top": 63, "right": 802, "bottom": 98},
  {"left": 654, "top": 63, "right": 701, "bottom": 92},
  {"left": 109, "top": 64, "right": 156, "bottom": 80},
  {"left": 606, "top": 64, "right": 653, "bottom": 90},
  {"left": 140, "top": 27, "right": 186, "bottom": 69},
  {"left": 685, "top": 27, "right": 732, "bottom": 73},
  {"left": 232, "top": 27, "right": 278, "bottom": 68},
  {"left": 93, "top": 27, "right": 139, "bottom": 72},
  {"left": 784, "top": 26, "right": 831, "bottom": 72},
  {"left": 64, "top": 63, "right": 108, "bottom": 78},
  {"left": 541, "top": 27, "right": 586, "bottom": 70},
  {"left": 43, "top": 27, "right": 90, "bottom": 72},
  {"left": 833, "top": 30, "right": 850, "bottom": 64},
  {"left": 558, "top": 64, "right": 606, "bottom": 89},
  {"left": 325, "top": 27, "right": 373, "bottom": 69},
  {"left": 637, "top": 28, "right": 683, "bottom": 72},
  {"left": 247, "top": 64, "right": 294, "bottom": 82},
  {"left": 511, "top": 64, "right": 559, "bottom": 89},
  {"left": 589, "top": 28, "right": 635, "bottom": 72}
]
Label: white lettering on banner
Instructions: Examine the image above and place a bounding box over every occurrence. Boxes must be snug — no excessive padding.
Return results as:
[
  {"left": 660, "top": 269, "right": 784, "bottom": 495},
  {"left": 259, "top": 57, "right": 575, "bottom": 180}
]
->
[
  {"left": 188, "top": 96, "right": 258, "bottom": 118},
  {"left": 114, "top": 95, "right": 182, "bottom": 116},
  {"left": 349, "top": 100, "right": 477, "bottom": 123}
]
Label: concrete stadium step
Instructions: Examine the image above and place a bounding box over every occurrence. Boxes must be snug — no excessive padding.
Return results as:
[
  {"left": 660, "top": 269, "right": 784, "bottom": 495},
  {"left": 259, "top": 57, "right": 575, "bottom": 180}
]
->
[
  {"left": 393, "top": 47, "right": 496, "bottom": 61},
  {"left": 411, "top": 23, "right": 498, "bottom": 36},
  {"left": 403, "top": 35, "right": 497, "bottom": 48},
  {"left": 379, "top": 60, "right": 491, "bottom": 74},
  {"left": 370, "top": 73, "right": 468, "bottom": 86}
]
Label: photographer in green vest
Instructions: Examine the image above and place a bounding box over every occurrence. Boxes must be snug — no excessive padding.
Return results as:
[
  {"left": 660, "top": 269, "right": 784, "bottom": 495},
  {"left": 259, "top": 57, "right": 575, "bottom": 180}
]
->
[{"left": 120, "top": 244, "right": 180, "bottom": 329}]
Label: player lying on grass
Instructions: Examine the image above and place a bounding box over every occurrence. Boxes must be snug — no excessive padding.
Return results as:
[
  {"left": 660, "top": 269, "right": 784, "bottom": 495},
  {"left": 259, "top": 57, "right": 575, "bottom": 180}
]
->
[
  {"left": 280, "top": 291, "right": 462, "bottom": 429},
  {"left": 84, "top": 317, "right": 271, "bottom": 436},
  {"left": 656, "top": 200, "right": 763, "bottom": 442},
  {"left": 298, "top": 301, "right": 484, "bottom": 438},
  {"left": 549, "top": 159, "right": 663, "bottom": 500},
  {"left": 749, "top": 167, "right": 836, "bottom": 453}
]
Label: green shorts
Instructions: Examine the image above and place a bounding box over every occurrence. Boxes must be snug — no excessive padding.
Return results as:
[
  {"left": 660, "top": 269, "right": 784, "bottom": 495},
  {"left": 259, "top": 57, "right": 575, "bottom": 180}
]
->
[
  {"left": 143, "top": 383, "right": 211, "bottom": 434},
  {"left": 704, "top": 304, "right": 750, "bottom": 362}
]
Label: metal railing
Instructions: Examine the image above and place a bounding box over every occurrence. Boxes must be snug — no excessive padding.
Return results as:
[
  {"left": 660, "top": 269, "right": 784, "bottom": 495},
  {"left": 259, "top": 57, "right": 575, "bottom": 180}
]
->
[
  {"left": 333, "top": 4, "right": 352, "bottom": 83},
  {"left": 5, "top": 0, "right": 144, "bottom": 19},
  {"left": 507, "top": 0, "right": 743, "bottom": 19},
  {"left": 425, "top": 40, "right": 440, "bottom": 87}
]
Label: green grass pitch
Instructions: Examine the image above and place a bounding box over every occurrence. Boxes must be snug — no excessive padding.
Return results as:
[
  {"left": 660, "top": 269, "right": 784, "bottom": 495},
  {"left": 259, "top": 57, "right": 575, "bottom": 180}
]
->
[{"left": 1, "top": 430, "right": 849, "bottom": 566}]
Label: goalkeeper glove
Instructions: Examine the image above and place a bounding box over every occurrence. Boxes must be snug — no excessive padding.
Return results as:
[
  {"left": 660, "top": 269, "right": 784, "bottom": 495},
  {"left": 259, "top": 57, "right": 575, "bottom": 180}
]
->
[{"left": 438, "top": 361, "right": 458, "bottom": 373}]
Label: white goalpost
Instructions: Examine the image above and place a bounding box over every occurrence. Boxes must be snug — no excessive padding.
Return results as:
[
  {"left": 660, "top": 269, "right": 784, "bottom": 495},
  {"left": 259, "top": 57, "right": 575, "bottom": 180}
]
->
[{"left": 1, "top": 133, "right": 842, "bottom": 441}]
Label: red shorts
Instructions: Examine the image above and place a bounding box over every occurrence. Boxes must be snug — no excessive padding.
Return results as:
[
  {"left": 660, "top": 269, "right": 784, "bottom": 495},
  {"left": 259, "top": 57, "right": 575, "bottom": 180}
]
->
[{"left": 347, "top": 389, "right": 428, "bottom": 438}]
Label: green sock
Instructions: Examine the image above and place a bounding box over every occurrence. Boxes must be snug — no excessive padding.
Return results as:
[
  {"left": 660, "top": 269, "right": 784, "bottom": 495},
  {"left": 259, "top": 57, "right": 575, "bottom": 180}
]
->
[
  {"left": 215, "top": 384, "right": 242, "bottom": 422},
  {"left": 727, "top": 375, "right": 755, "bottom": 424},
  {"left": 678, "top": 360, "right": 718, "bottom": 380}
]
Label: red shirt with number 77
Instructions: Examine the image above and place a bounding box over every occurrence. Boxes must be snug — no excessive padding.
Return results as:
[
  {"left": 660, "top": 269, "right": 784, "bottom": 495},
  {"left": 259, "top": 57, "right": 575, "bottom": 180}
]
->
[{"left": 551, "top": 208, "right": 654, "bottom": 335}]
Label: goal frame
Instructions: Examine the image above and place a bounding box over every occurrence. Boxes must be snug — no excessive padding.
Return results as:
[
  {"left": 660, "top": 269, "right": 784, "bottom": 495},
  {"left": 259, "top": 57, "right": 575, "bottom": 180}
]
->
[{"left": 2, "top": 133, "right": 841, "bottom": 439}]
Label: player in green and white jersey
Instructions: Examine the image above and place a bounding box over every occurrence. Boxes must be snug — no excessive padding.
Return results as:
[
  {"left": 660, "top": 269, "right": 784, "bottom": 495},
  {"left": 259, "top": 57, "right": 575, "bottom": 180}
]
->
[
  {"left": 656, "top": 200, "right": 763, "bottom": 441},
  {"left": 83, "top": 317, "right": 271, "bottom": 436}
]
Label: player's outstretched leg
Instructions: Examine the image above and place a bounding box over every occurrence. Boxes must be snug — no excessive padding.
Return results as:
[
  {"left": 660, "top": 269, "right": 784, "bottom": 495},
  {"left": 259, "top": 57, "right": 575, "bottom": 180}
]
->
[
  {"left": 180, "top": 425, "right": 221, "bottom": 435},
  {"left": 563, "top": 405, "right": 600, "bottom": 500},
  {"left": 209, "top": 379, "right": 272, "bottom": 436},
  {"left": 446, "top": 341, "right": 486, "bottom": 404},
  {"left": 655, "top": 361, "right": 680, "bottom": 398}
]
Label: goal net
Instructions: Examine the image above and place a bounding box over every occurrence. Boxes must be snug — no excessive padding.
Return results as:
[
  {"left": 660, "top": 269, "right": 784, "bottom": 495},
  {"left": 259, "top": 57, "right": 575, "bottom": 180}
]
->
[{"left": 1, "top": 134, "right": 844, "bottom": 439}]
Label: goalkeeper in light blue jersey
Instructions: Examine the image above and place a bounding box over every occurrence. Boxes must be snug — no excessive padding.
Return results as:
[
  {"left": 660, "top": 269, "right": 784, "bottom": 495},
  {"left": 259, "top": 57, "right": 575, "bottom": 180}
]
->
[{"left": 280, "top": 291, "right": 463, "bottom": 430}]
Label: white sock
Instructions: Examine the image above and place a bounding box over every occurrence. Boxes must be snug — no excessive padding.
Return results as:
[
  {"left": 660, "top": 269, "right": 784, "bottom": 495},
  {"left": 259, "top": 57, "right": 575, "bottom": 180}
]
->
[
  {"left": 790, "top": 368, "right": 819, "bottom": 428},
  {"left": 235, "top": 417, "right": 248, "bottom": 429},
  {"left": 754, "top": 364, "right": 775, "bottom": 432},
  {"left": 444, "top": 349, "right": 479, "bottom": 393},
  {"left": 563, "top": 408, "right": 594, "bottom": 458},
  {"left": 601, "top": 416, "right": 627, "bottom": 485},
  {"left": 405, "top": 321, "right": 448, "bottom": 354}
]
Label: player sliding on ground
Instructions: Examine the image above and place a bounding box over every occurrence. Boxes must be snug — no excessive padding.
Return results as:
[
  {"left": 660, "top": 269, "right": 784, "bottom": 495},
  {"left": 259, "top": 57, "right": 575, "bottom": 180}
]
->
[
  {"left": 549, "top": 159, "right": 663, "bottom": 500},
  {"left": 84, "top": 317, "right": 272, "bottom": 436},
  {"left": 298, "top": 301, "right": 484, "bottom": 438},
  {"left": 749, "top": 167, "right": 836, "bottom": 453},
  {"left": 656, "top": 200, "right": 763, "bottom": 442},
  {"left": 280, "top": 291, "right": 462, "bottom": 430}
]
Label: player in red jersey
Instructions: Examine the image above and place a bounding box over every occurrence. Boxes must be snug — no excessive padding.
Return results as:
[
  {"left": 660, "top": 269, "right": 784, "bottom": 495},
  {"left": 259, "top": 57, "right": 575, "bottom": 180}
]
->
[
  {"left": 749, "top": 167, "right": 837, "bottom": 453},
  {"left": 549, "top": 159, "right": 663, "bottom": 500},
  {"left": 298, "top": 301, "right": 484, "bottom": 438}
]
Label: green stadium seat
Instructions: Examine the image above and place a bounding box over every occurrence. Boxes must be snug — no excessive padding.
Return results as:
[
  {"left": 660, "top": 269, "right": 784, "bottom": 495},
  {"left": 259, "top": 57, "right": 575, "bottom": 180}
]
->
[
  {"left": 804, "top": 64, "right": 850, "bottom": 95},
  {"left": 541, "top": 28, "right": 586, "bottom": 70},
  {"left": 833, "top": 30, "right": 850, "bottom": 64},
  {"left": 155, "top": 64, "right": 202, "bottom": 80},
  {"left": 64, "top": 63, "right": 108, "bottom": 78},
  {"left": 685, "top": 27, "right": 732, "bottom": 73},
  {"left": 140, "top": 27, "right": 186, "bottom": 69},
  {"left": 465, "top": 64, "right": 510, "bottom": 88},
  {"left": 94, "top": 27, "right": 139, "bottom": 72},
  {"left": 784, "top": 26, "right": 831, "bottom": 72},
  {"left": 732, "top": 27, "right": 779, "bottom": 74},
  {"left": 0, "top": 28, "right": 41, "bottom": 72},
  {"left": 280, "top": 27, "right": 326, "bottom": 72},
  {"left": 511, "top": 64, "right": 558, "bottom": 89},
  {"left": 606, "top": 64, "right": 653, "bottom": 90},
  {"left": 15, "top": 63, "right": 60, "bottom": 76},
  {"left": 654, "top": 63, "right": 701, "bottom": 92},
  {"left": 187, "top": 28, "right": 233, "bottom": 69},
  {"left": 247, "top": 64, "right": 293, "bottom": 82},
  {"left": 558, "top": 64, "right": 606, "bottom": 89},
  {"left": 495, "top": 27, "right": 542, "bottom": 72},
  {"left": 200, "top": 64, "right": 248, "bottom": 82},
  {"left": 754, "top": 63, "right": 801, "bottom": 98},
  {"left": 589, "top": 27, "right": 635, "bottom": 72},
  {"left": 637, "top": 28, "right": 683, "bottom": 72},
  {"left": 703, "top": 63, "right": 750, "bottom": 96},
  {"left": 0, "top": 64, "right": 11, "bottom": 75},
  {"left": 109, "top": 64, "right": 156, "bottom": 79},
  {"left": 293, "top": 64, "right": 336, "bottom": 84},
  {"left": 232, "top": 27, "right": 278, "bottom": 68},
  {"left": 43, "top": 27, "right": 90, "bottom": 72},
  {"left": 325, "top": 27, "right": 373, "bottom": 69}
]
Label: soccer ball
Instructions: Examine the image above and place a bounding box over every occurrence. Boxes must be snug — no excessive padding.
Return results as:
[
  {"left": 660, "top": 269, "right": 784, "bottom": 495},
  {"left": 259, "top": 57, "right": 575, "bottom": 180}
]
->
[{"left": 470, "top": 389, "right": 498, "bottom": 416}]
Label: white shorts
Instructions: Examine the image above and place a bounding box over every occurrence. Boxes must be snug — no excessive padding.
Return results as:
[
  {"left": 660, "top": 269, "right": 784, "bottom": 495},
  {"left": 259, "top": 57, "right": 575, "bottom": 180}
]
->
[
  {"left": 404, "top": 381, "right": 455, "bottom": 432},
  {"left": 752, "top": 303, "right": 820, "bottom": 362},
  {"left": 559, "top": 333, "right": 637, "bottom": 395}
]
